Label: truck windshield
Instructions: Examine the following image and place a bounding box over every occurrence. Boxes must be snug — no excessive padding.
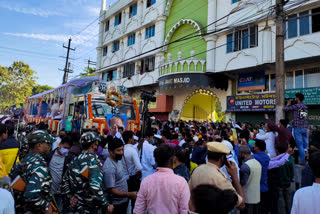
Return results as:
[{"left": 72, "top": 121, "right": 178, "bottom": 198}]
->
[{"left": 92, "top": 102, "right": 137, "bottom": 121}]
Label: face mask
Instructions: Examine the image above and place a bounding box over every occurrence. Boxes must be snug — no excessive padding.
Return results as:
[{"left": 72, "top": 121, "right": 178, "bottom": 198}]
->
[
  {"left": 75, "top": 109, "right": 80, "bottom": 112},
  {"left": 115, "top": 154, "right": 123, "bottom": 161},
  {"left": 60, "top": 148, "right": 69, "bottom": 156},
  {"left": 150, "top": 138, "right": 155, "bottom": 144},
  {"left": 178, "top": 137, "right": 182, "bottom": 141},
  {"left": 59, "top": 135, "right": 65, "bottom": 138}
]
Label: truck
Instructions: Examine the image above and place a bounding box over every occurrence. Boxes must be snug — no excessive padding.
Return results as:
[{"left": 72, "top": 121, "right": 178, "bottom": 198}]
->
[{"left": 25, "top": 76, "right": 140, "bottom": 133}]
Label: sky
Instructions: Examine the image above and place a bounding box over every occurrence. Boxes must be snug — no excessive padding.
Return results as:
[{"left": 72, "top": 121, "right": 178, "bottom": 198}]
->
[{"left": 0, "top": 0, "right": 117, "bottom": 88}]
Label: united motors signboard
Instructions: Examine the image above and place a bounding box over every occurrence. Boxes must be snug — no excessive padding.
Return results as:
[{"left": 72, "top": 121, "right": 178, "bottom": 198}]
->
[{"left": 227, "top": 93, "right": 276, "bottom": 112}]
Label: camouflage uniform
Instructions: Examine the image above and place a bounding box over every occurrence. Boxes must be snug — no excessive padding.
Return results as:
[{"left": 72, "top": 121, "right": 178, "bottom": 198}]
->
[
  {"left": 16, "top": 133, "right": 29, "bottom": 160},
  {"left": 61, "top": 132, "right": 108, "bottom": 213},
  {"left": 10, "top": 130, "right": 53, "bottom": 214}
]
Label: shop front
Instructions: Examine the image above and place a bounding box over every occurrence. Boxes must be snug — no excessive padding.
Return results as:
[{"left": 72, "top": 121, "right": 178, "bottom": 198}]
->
[
  {"left": 158, "top": 73, "right": 230, "bottom": 122},
  {"left": 226, "top": 93, "right": 276, "bottom": 125}
]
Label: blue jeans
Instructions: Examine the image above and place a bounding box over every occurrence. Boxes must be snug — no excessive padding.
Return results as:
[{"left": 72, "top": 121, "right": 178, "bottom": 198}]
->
[{"left": 294, "top": 128, "right": 308, "bottom": 164}]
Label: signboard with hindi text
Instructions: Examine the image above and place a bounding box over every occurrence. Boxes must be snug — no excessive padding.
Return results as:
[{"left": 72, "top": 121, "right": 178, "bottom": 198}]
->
[
  {"left": 227, "top": 93, "right": 276, "bottom": 112},
  {"left": 285, "top": 87, "right": 320, "bottom": 105}
]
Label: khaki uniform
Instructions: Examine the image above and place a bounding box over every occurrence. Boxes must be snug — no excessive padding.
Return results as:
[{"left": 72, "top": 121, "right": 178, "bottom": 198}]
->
[{"left": 189, "top": 162, "right": 243, "bottom": 206}]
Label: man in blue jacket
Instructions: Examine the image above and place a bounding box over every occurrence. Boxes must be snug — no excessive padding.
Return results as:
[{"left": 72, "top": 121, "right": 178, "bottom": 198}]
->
[{"left": 253, "top": 139, "right": 270, "bottom": 214}]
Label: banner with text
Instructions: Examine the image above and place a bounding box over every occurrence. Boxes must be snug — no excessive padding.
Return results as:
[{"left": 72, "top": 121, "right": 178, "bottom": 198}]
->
[
  {"left": 238, "top": 71, "right": 265, "bottom": 91},
  {"left": 285, "top": 87, "right": 320, "bottom": 105},
  {"left": 227, "top": 93, "right": 276, "bottom": 112}
]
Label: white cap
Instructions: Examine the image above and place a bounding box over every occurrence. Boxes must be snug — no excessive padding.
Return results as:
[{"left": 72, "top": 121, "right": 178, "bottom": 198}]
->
[
  {"left": 193, "top": 136, "right": 199, "bottom": 142},
  {"left": 150, "top": 116, "right": 155, "bottom": 120},
  {"left": 154, "top": 134, "right": 162, "bottom": 139},
  {"left": 134, "top": 136, "right": 139, "bottom": 141}
]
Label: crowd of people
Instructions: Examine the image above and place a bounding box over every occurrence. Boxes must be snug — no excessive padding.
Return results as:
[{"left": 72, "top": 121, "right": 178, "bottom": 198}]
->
[{"left": 0, "top": 93, "right": 319, "bottom": 214}]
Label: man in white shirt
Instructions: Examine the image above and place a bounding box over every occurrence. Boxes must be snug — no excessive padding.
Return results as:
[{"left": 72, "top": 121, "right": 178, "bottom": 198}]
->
[
  {"left": 122, "top": 131, "right": 142, "bottom": 213},
  {"left": 291, "top": 151, "right": 320, "bottom": 214},
  {"left": 135, "top": 131, "right": 156, "bottom": 180},
  {"left": 256, "top": 124, "right": 277, "bottom": 157},
  {"left": 122, "top": 131, "right": 142, "bottom": 183},
  {"left": 0, "top": 188, "right": 14, "bottom": 214}
]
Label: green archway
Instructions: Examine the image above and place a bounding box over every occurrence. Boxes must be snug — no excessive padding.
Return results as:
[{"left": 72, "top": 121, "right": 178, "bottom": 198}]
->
[{"left": 179, "top": 89, "right": 225, "bottom": 122}]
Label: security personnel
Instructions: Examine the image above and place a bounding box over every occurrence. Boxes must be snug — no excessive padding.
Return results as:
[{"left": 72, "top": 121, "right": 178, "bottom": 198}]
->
[
  {"left": 16, "top": 123, "right": 29, "bottom": 160},
  {"left": 189, "top": 142, "right": 245, "bottom": 210},
  {"left": 10, "top": 130, "right": 54, "bottom": 214},
  {"left": 61, "top": 132, "right": 111, "bottom": 214}
]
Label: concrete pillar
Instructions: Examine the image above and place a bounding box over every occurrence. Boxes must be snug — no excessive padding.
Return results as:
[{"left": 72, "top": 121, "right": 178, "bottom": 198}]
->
[
  {"left": 101, "top": 0, "right": 106, "bottom": 11},
  {"left": 156, "top": 16, "right": 167, "bottom": 46},
  {"left": 205, "top": 35, "right": 217, "bottom": 72},
  {"left": 207, "top": 0, "right": 217, "bottom": 32},
  {"left": 138, "top": 0, "right": 144, "bottom": 25},
  {"left": 262, "top": 26, "right": 273, "bottom": 63},
  {"left": 206, "top": 0, "right": 217, "bottom": 73}
]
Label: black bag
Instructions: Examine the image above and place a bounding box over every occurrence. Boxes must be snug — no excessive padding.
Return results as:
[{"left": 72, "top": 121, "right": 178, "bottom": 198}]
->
[
  {"left": 127, "top": 173, "right": 141, "bottom": 192},
  {"left": 123, "top": 154, "right": 141, "bottom": 192}
]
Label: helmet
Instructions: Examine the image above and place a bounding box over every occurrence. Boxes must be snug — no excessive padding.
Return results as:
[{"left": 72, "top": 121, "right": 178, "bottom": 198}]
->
[
  {"left": 80, "top": 132, "right": 100, "bottom": 146},
  {"left": 27, "top": 130, "right": 53, "bottom": 144},
  {"left": 17, "top": 122, "right": 26, "bottom": 132},
  {"left": 26, "top": 124, "right": 36, "bottom": 133}
]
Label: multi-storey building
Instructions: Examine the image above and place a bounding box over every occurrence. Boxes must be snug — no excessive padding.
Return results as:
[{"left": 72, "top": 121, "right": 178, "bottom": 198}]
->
[{"left": 96, "top": 0, "right": 320, "bottom": 125}]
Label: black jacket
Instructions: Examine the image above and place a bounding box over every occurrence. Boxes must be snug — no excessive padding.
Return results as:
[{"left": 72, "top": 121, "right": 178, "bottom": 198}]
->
[{"left": 46, "top": 148, "right": 75, "bottom": 176}]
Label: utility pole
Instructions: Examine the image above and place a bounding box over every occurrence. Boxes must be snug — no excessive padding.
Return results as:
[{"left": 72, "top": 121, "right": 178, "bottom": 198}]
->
[
  {"left": 66, "top": 62, "right": 71, "bottom": 82},
  {"left": 86, "top": 59, "right": 96, "bottom": 75},
  {"left": 275, "top": 0, "right": 288, "bottom": 122},
  {"left": 60, "top": 38, "right": 75, "bottom": 84}
]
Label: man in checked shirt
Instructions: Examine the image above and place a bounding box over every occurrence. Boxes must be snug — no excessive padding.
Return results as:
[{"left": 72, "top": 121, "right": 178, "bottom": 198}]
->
[{"left": 284, "top": 93, "right": 309, "bottom": 165}]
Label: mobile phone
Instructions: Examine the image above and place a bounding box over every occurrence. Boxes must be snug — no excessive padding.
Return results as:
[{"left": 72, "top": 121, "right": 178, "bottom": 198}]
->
[{"left": 224, "top": 156, "right": 230, "bottom": 168}]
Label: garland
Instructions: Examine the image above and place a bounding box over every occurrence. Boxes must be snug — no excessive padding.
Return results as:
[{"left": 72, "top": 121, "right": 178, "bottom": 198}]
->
[{"left": 106, "top": 91, "right": 123, "bottom": 107}]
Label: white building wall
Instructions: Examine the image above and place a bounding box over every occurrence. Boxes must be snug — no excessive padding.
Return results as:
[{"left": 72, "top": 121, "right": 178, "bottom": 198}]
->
[
  {"left": 210, "top": 0, "right": 320, "bottom": 73},
  {"left": 96, "top": 0, "right": 166, "bottom": 88}
]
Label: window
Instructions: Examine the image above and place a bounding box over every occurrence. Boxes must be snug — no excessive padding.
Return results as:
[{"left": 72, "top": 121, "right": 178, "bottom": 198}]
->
[
  {"left": 226, "top": 34, "right": 233, "bottom": 53},
  {"left": 295, "top": 70, "right": 303, "bottom": 88},
  {"left": 114, "top": 13, "right": 122, "bottom": 26},
  {"left": 112, "top": 41, "right": 120, "bottom": 52},
  {"left": 286, "top": 72, "right": 294, "bottom": 89},
  {"left": 105, "top": 20, "right": 110, "bottom": 32},
  {"left": 299, "top": 11, "right": 310, "bottom": 35},
  {"left": 103, "top": 46, "right": 108, "bottom": 56},
  {"left": 284, "top": 7, "right": 320, "bottom": 39},
  {"left": 304, "top": 67, "right": 320, "bottom": 88},
  {"left": 145, "top": 25, "right": 155, "bottom": 39},
  {"left": 103, "top": 69, "right": 117, "bottom": 82},
  {"left": 263, "top": 74, "right": 276, "bottom": 92},
  {"left": 286, "top": 67, "right": 320, "bottom": 89},
  {"left": 147, "top": 0, "right": 156, "bottom": 8},
  {"left": 288, "top": 14, "right": 298, "bottom": 38},
  {"left": 226, "top": 25, "right": 258, "bottom": 53},
  {"left": 270, "top": 74, "right": 276, "bottom": 91},
  {"left": 140, "top": 56, "right": 155, "bottom": 73},
  {"left": 241, "top": 29, "right": 249, "bottom": 49},
  {"left": 123, "top": 63, "right": 135, "bottom": 78},
  {"left": 312, "top": 7, "right": 320, "bottom": 33},
  {"left": 127, "top": 33, "right": 136, "bottom": 46},
  {"left": 129, "top": 4, "right": 137, "bottom": 18}
]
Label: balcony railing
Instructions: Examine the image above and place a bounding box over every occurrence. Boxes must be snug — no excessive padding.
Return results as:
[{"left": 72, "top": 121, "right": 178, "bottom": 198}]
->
[{"left": 159, "top": 59, "right": 206, "bottom": 76}]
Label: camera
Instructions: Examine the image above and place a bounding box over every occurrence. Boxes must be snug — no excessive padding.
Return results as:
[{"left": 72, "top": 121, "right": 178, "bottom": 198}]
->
[
  {"left": 140, "top": 90, "right": 157, "bottom": 102},
  {"left": 285, "top": 98, "right": 297, "bottom": 106}
]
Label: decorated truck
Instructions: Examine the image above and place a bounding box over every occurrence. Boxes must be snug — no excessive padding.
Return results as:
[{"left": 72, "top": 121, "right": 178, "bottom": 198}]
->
[{"left": 25, "top": 76, "right": 140, "bottom": 133}]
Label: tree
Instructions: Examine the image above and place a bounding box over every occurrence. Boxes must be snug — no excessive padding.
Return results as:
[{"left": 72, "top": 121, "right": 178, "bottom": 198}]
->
[
  {"left": 0, "top": 61, "right": 37, "bottom": 113},
  {"left": 32, "top": 84, "right": 54, "bottom": 95},
  {"left": 80, "top": 67, "right": 96, "bottom": 77}
]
